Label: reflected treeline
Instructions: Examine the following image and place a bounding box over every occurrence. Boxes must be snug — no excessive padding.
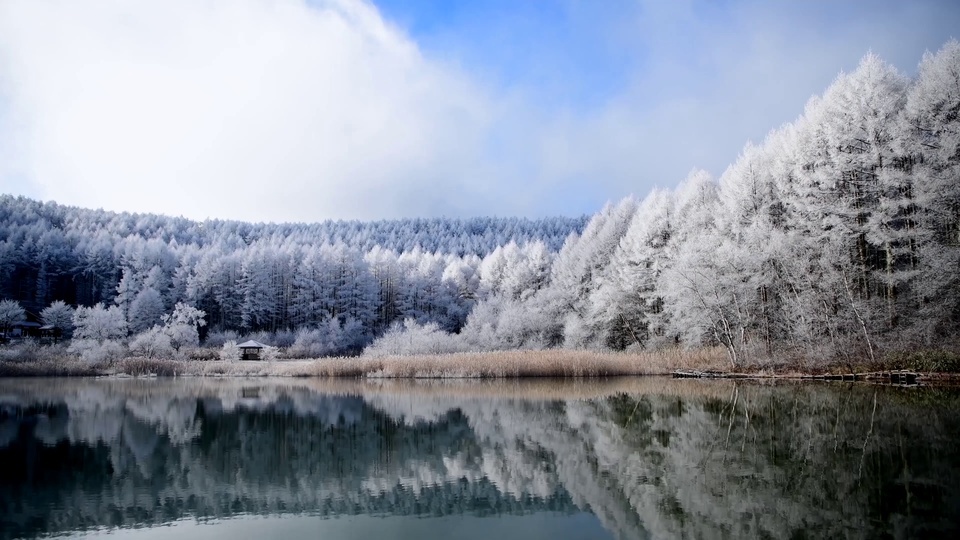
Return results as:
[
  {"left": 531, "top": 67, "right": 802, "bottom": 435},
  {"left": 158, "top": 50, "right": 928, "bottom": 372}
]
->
[{"left": 0, "top": 379, "right": 959, "bottom": 540}]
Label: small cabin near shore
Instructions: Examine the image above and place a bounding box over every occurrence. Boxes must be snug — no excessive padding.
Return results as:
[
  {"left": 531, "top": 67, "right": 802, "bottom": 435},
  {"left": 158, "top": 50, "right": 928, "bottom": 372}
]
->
[
  {"left": 40, "top": 324, "right": 62, "bottom": 342},
  {"left": 7, "top": 321, "right": 42, "bottom": 339},
  {"left": 238, "top": 340, "right": 268, "bottom": 361}
]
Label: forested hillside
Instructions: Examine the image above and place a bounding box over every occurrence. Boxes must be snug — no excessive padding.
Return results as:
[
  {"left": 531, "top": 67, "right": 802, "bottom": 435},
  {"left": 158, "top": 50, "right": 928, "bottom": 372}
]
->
[
  {"left": 0, "top": 196, "right": 585, "bottom": 348},
  {"left": 1, "top": 42, "right": 958, "bottom": 363},
  {"left": 367, "top": 43, "right": 960, "bottom": 364}
]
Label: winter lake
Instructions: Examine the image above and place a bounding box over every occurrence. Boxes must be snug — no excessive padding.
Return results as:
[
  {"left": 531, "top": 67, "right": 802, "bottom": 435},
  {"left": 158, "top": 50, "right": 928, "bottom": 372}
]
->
[{"left": 1, "top": 378, "right": 959, "bottom": 539}]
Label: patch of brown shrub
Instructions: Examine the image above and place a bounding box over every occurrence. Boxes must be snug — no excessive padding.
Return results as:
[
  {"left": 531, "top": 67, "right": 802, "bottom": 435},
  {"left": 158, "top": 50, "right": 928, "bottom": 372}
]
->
[
  {"left": 113, "top": 357, "right": 190, "bottom": 377},
  {"left": 361, "top": 348, "right": 729, "bottom": 378},
  {"left": 0, "top": 357, "right": 101, "bottom": 377},
  {"left": 0, "top": 348, "right": 733, "bottom": 378}
]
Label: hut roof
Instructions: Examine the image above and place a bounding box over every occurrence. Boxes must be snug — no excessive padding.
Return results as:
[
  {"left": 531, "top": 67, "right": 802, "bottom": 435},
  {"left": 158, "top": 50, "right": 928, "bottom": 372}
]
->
[
  {"left": 237, "top": 340, "right": 268, "bottom": 349},
  {"left": 14, "top": 321, "right": 42, "bottom": 328}
]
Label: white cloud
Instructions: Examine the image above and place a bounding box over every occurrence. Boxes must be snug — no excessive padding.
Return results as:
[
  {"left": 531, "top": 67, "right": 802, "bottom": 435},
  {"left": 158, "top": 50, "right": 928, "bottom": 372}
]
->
[
  {"left": 0, "top": 0, "right": 955, "bottom": 222},
  {"left": 506, "top": 0, "right": 960, "bottom": 207},
  {"left": 0, "top": 0, "right": 492, "bottom": 221}
]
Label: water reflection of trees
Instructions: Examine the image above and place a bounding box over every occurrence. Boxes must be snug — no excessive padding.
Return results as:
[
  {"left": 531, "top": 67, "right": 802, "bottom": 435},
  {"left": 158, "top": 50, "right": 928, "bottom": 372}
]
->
[{"left": 0, "top": 379, "right": 958, "bottom": 540}]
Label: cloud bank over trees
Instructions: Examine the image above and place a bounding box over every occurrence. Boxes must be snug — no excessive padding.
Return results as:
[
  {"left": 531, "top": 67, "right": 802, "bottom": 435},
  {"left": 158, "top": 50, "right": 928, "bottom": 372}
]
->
[{"left": 1, "top": 0, "right": 956, "bottom": 222}]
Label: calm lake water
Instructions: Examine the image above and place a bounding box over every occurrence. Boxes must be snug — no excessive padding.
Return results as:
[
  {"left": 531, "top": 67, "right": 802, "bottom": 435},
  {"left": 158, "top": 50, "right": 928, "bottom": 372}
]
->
[{"left": 1, "top": 377, "right": 959, "bottom": 539}]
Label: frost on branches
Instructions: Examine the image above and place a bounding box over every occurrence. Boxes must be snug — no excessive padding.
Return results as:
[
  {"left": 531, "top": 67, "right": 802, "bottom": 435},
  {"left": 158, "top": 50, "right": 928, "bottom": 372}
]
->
[{"left": 1, "top": 42, "right": 959, "bottom": 365}]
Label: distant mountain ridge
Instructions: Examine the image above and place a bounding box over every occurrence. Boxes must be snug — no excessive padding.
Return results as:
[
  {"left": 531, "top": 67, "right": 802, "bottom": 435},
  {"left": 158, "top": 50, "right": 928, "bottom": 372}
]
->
[{"left": 0, "top": 194, "right": 587, "bottom": 256}]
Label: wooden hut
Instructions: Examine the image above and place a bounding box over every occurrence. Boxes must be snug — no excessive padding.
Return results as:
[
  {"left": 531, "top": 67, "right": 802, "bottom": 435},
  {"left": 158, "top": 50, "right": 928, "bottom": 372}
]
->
[
  {"left": 40, "top": 324, "right": 62, "bottom": 343},
  {"left": 10, "top": 321, "right": 42, "bottom": 338},
  {"left": 238, "top": 340, "right": 268, "bottom": 361}
]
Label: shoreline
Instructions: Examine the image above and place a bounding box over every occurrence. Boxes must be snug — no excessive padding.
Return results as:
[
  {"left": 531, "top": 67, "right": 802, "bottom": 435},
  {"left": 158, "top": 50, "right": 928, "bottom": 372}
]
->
[
  {"left": 1, "top": 375, "right": 947, "bottom": 405},
  {"left": 2, "top": 348, "right": 959, "bottom": 384},
  {"left": 671, "top": 369, "right": 960, "bottom": 384}
]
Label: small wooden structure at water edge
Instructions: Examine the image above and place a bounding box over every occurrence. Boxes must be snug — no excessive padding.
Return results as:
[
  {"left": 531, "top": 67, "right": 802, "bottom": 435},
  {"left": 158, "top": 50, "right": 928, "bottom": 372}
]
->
[
  {"left": 39, "top": 325, "right": 62, "bottom": 343},
  {"left": 238, "top": 340, "right": 268, "bottom": 361}
]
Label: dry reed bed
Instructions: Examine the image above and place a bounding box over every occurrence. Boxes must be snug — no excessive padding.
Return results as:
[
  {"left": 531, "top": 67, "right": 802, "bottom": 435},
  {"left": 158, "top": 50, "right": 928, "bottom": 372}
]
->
[
  {"left": 4, "top": 348, "right": 956, "bottom": 387},
  {"left": 361, "top": 348, "right": 730, "bottom": 378},
  {"left": 0, "top": 370, "right": 936, "bottom": 409},
  {"left": 0, "top": 357, "right": 102, "bottom": 377},
  {"left": 0, "top": 347, "right": 731, "bottom": 379}
]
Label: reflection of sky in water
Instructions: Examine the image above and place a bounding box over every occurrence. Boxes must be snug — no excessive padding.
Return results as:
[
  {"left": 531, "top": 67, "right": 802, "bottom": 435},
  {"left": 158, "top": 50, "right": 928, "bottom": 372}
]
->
[
  {"left": 1, "top": 379, "right": 959, "bottom": 540},
  {"left": 68, "top": 513, "right": 608, "bottom": 540}
]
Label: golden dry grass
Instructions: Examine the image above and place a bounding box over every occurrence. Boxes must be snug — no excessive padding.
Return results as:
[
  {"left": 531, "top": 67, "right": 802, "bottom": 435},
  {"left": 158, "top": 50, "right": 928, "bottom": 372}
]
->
[
  {"left": 0, "top": 357, "right": 102, "bottom": 377},
  {"left": 0, "top": 347, "right": 729, "bottom": 378},
  {"left": 7, "top": 346, "right": 958, "bottom": 384},
  {"left": 361, "top": 348, "right": 730, "bottom": 378}
]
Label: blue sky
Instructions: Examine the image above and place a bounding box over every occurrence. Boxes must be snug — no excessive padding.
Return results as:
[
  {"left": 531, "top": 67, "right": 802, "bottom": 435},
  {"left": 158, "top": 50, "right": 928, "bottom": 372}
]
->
[
  {"left": 0, "top": 0, "right": 957, "bottom": 222},
  {"left": 373, "top": 0, "right": 636, "bottom": 108}
]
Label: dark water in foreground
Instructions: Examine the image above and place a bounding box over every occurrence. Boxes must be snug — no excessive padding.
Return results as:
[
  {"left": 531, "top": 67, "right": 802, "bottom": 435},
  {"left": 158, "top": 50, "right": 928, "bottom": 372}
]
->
[{"left": 1, "top": 378, "right": 959, "bottom": 540}]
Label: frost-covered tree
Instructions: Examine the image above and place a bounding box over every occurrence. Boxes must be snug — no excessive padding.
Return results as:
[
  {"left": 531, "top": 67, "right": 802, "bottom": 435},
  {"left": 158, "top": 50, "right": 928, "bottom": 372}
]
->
[
  {"left": 142, "top": 265, "right": 173, "bottom": 309},
  {"left": 161, "top": 303, "right": 207, "bottom": 353},
  {"left": 219, "top": 340, "right": 240, "bottom": 362},
  {"left": 114, "top": 267, "right": 141, "bottom": 318},
  {"left": 478, "top": 245, "right": 508, "bottom": 297},
  {"left": 774, "top": 55, "right": 911, "bottom": 360},
  {"left": 70, "top": 303, "right": 128, "bottom": 362},
  {"left": 129, "top": 327, "right": 173, "bottom": 358},
  {"left": 3, "top": 44, "right": 960, "bottom": 361},
  {"left": 657, "top": 171, "right": 738, "bottom": 359},
  {"left": 586, "top": 189, "right": 674, "bottom": 350},
  {"left": 187, "top": 251, "right": 243, "bottom": 330},
  {"left": 128, "top": 287, "right": 165, "bottom": 334},
  {"left": 395, "top": 247, "right": 455, "bottom": 328},
  {"left": 440, "top": 254, "right": 481, "bottom": 328},
  {"left": 364, "top": 319, "right": 466, "bottom": 357},
  {"left": 238, "top": 246, "right": 288, "bottom": 331},
  {"left": 900, "top": 40, "right": 960, "bottom": 341},
  {"left": 288, "top": 249, "right": 331, "bottom": 329},
  {"left": 0, "top": 299, "right": 25, "bottom": 335},
  {"left": 819, "top": 55, "right": 910, "bottom": 333},
  {"left": 129, "top": 303, "right": 205, "bottom": 358},
  {"left": 72, "top": 303, "right": 127, "bottom": 342},
  {"left": 708, "top": 138, "right": 794, "bottom": 357},
  {"left": 529, "top": 197, "right": 638, "bottom": 348},
  {"left": 41, "top": 300, "right": 75, "bottom": 337},
  {"left": 494, "top": 241, "right": 553, "bottom": 301},
  {"left": 326, "top": 243, "right": 379, "bottom": 331},
  {"left": 365, "top": 246, "right": 402, "bottom": 331}
]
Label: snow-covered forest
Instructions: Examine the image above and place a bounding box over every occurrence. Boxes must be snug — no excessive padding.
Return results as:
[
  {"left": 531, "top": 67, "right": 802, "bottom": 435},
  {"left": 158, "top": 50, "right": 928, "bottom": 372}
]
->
[
  {"left": 1, "top": 42, "right": 958, "bottom": 363},
  {"left": 0, "top": 195, "right": 585, "bottom": 354}
]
